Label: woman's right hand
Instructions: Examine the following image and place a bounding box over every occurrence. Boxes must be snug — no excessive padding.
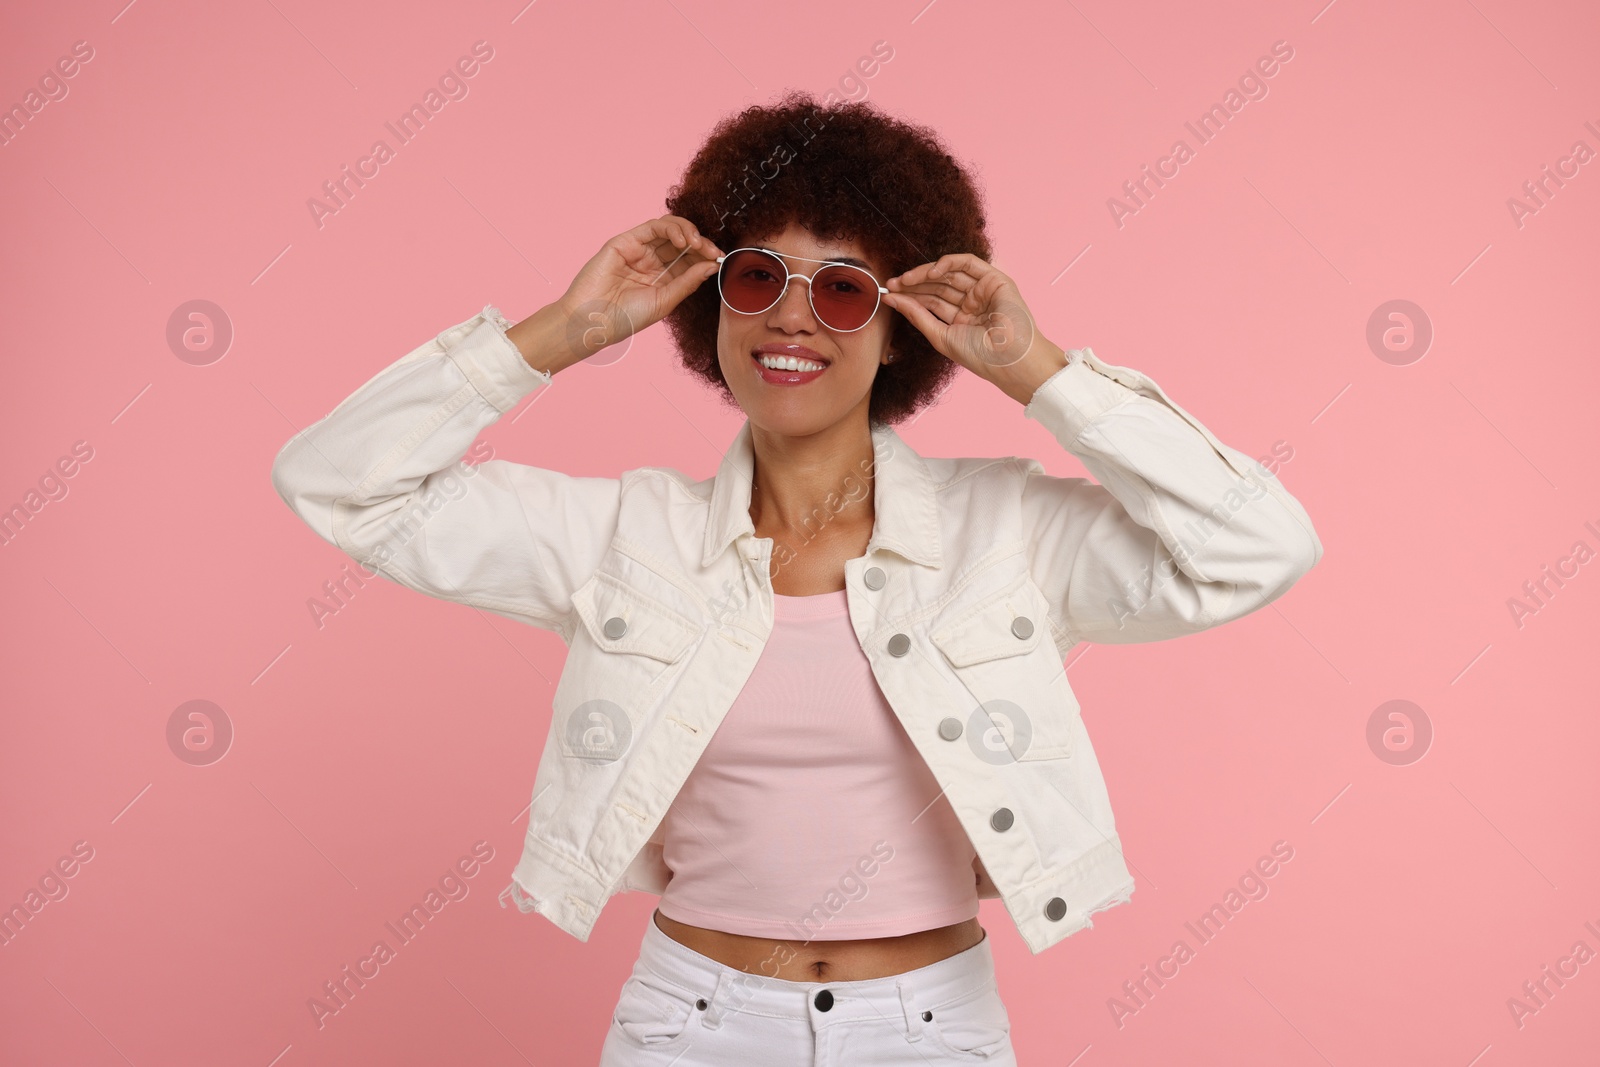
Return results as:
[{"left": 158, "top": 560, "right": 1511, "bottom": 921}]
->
[{"left": 551, "top": 214, "right": 725, "bottom": 361}]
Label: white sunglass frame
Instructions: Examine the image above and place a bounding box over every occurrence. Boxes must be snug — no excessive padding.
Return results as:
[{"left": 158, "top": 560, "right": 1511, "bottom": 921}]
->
[{"left": 714, "top": 247, "right": 890, "bottom": 333}]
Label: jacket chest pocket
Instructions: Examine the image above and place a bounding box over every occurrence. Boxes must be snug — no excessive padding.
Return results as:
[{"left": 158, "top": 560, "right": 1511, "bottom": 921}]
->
[
  {"left": 929, "top": 574, "right": 1077, "bottom": 762},
  {"left": 557, "top": 571, "right": 700, "bottom": 761}
]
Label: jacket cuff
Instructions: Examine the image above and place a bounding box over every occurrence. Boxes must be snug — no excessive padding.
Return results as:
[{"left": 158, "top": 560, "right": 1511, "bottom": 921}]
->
[
  {"left": 445, "top": 304, "right": 554, "bottom": 414},
  {"left": 1022, "top": 346, "right": 1139, "bottom": 445}
]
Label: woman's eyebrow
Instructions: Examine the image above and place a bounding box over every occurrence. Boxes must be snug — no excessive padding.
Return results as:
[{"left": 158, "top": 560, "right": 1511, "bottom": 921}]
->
[{"left": 755, "top": 244, "right": 873, "bottom": 271}]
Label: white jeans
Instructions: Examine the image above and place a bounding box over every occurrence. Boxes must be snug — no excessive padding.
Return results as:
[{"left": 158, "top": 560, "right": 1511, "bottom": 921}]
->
[{"left": 597, "top": 911, "right": 1018, "bottom": 1066}]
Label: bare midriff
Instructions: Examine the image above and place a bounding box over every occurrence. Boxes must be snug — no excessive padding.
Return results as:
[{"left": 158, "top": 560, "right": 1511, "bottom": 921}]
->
[{"left": 653, "top": 909, "right": 984, "bottom": 982}]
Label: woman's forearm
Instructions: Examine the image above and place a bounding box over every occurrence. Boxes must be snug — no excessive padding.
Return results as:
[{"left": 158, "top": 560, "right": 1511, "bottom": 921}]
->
[{"left": 505, "top": 301, "right": 589, "bottom": 377}]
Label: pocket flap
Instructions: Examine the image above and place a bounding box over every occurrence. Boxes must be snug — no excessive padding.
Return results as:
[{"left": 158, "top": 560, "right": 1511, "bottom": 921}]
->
[
  {"left": 571, "top": 572, "right": 698, "bottom": 664},
  {"left": 930, "top": 577, "right": 1046, "bottom": 668}
]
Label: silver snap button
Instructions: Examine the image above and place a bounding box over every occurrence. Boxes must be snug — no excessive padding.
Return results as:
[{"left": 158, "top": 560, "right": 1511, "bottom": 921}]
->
[
  {"left": 1011, "top": 616, "right": 1034, "bottom": 640},
  {"left": 863, "top": 566, "right": 886, "bottom": 590},
  {"left": 887, "top": 633, "right": 910, "bottom": 657},
  {"left": 937, "top": 717, "right": 963, "bottom": 741},
  {"left": 990, "top": 807, "right": 1014, "bottom": 832},
  {"left": 603, "top": 616, "right": 628, "bottom": 639},
  {"left": 1044, "top": 896, "right": 1067, "bottom": 921}
]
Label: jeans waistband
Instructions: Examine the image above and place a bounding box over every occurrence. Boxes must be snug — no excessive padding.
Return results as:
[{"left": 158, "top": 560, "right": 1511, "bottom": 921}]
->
[{"left": 637, "top": 910, "right": 996, "bottom": 1039}]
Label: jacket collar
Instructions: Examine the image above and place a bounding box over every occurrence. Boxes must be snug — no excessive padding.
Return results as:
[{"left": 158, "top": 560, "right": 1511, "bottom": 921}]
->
[{"left": 701, "top": 420, "right": 943, "bottom": 570}]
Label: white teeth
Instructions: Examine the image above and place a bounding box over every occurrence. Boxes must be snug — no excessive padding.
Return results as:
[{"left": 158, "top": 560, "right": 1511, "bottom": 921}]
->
[{"left": 756, "top": 353, "right": 825, "bottom": 372}]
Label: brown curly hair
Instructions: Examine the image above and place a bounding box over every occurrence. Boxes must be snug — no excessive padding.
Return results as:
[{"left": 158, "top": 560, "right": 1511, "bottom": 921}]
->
[{"left": 663, "top": 90, "right": 994, "bottom": 428}]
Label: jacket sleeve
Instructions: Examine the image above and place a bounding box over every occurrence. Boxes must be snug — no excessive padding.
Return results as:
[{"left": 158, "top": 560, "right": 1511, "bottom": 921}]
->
[
  {"left": 1018, "top": 347, "right": 1322, "bottom": 646},
  {"left": 269, "top": 305, "right": 620, "bottom": 639}
]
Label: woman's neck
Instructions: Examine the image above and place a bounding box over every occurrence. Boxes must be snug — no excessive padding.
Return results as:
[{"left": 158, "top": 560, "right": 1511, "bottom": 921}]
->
[{"left": 747, "top": 420, "right": 877, "bottom": 540}]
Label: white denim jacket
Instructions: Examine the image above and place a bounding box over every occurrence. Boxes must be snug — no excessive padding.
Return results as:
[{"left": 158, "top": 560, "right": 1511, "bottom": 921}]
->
[{"left": 270, "top": 306, "right": 1322, "bottom": 955}]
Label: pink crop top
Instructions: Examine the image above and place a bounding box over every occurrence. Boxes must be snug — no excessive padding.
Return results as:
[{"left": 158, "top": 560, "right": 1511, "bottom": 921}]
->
[{"left": 655, "top": 588, "right": 980, "bottom": 941}]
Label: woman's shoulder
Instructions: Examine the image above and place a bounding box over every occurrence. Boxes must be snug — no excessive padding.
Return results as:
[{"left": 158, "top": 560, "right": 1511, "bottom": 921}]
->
[
  {"left": 619, "top": 464, "right": 714, "bottom": 502},
  {"left": 921, "top": 452, "right": 1040, "bottom": 491}
]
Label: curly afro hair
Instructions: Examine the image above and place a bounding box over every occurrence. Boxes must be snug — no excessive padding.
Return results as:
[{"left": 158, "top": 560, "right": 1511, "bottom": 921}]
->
[{"left": 663, "top": 90, "right": 993, "bottom": 429}]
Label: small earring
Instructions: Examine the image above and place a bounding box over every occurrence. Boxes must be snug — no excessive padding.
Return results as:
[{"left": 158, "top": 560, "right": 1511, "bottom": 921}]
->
[{"left": 885, "top": 351, "right": 898, "bottom": 364}]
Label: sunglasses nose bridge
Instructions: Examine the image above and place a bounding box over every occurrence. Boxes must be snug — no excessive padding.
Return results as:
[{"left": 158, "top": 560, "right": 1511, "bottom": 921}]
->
[{"left": 768, "top": 271, "right": 820, "bottom": 323}]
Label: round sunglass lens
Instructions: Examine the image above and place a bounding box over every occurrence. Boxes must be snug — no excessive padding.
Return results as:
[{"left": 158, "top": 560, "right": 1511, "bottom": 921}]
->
[
  {"left": 810, "top": 265, "right": 877, "bottom": 331},
  {"left": 720, "top": 250, "right": 786, "bottom": 314}
]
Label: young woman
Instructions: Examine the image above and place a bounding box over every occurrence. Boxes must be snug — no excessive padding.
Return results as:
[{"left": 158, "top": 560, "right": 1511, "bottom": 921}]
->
[{"left": 272, "top": 93, "right": 1321, "bottom": 1065}]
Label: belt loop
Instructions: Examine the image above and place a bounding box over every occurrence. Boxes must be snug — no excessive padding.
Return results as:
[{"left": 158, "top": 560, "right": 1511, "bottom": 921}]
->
[
  {"left": 896, "top": 978, "right": 925, "bottom": 1043},
  {"left": 701, "top": 968, "right": 744, "bottom": 1030}
]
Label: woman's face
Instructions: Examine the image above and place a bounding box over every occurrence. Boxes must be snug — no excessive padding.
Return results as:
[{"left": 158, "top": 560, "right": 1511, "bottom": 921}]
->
[{"left": 715, "top": 221, "right": 896, "bottom": 439}]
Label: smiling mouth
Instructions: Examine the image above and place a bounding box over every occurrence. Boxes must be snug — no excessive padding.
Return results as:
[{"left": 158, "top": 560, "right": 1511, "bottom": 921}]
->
[
  {"left": 750, "top": 351, "right": 829, "bottom": 384},
  {"left": 753, "top": 351, "right": 829, "bottom": 372}
]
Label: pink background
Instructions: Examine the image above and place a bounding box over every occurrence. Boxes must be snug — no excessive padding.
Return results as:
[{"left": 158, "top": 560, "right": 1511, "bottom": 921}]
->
[{"left": 3, "top": 0, "right": 1597, "bottom": 1063}]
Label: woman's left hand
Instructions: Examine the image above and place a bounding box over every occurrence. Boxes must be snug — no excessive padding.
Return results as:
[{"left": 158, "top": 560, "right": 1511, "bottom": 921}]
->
[{"left": 884, "top": 254, "right": 1064, "bottom": 402}]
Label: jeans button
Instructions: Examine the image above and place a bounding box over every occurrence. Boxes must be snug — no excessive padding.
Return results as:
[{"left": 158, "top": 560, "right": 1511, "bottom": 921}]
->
[
  {"left": 814, "top": 989, "right": 834, "bottom": 1011},
  {"left": 887, "top": 633, "right": 910, "bottom": 656},
  {"left": 863, "top": 566, "right": 886, "bottom": 590},
  {"left": 603, "top": 616, "right": 628, "bottom": 639}
]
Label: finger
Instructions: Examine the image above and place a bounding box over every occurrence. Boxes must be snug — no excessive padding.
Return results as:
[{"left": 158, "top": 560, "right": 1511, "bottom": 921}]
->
[
  {"left": 901, "top": 290, "right": 966, "bottom": 324},
  {"left": 894, "top": 275, "right": 992, "bottom": 319},
  {"left": 902, "top": 254, "right": 983, "bottom": 282},
  {"left": 636, "top": 227, "right": 678, "bottom": 264},
  {"left": 635, "top": 216, "right": 678, "bottom": 246},
  {"left": 659, "top": 257, "right": 721, "bottom": 306},
  {"left": 924, "top": 268, "right": 988, "bottom": 298},
  {"left": 657, "top": 217, "right": 698, "bottom": 259},
  {"left": 934, "top": 272, "right": 985, "bottom": 298},
  {"left": 884, "top": 291, "right": 949, "bottom": 346},
  {"left": 890, "top": 261, "right": 941, "bottom": 288},
  {"left": 922, "top": 268, "right": 1009, "bottom": 310},
  {"left": 671, "top": 218, "right": 708, "bottom": 256},
  {"left": 653, "top": 233, "right": 704, "bottom": 275},
  {"left": 892, "top": 257, "right": 985, "bottom": 289},
  {"left": 694, "top": 233, "right": 727, "bottom": 262},
  {"left": 954, "top": 284, "right": 989, "bottom": 316},
  {"left": 635, "top": 217, "right": 721, "bottom": 272},
  {"left": 891, "top": 280, "right": 970, "bottom": 308},
  {"left": 663, "top": 222, "right": 722, "bottom": 267},
  {"left": 930, "top": 252, "right": 991, "bottom": 277},
  {"left": 640, "top": 240, "right": 680, "bottom": 277},
  {"left": 682, "top": 232, "right": 722, "bottom": 266}
]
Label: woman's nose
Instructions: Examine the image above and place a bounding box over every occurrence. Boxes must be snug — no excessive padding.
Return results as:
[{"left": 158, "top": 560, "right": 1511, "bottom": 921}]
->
[{"left": 768, "top": 274, "right": 816, "bottom": 325}]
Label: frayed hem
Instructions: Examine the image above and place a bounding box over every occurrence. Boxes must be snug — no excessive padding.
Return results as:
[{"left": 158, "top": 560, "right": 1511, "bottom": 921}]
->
[
  {"left": 498, "top": 879, "right": 539, "bottom": 915},
  {"left": 1080, "top": 881, "right": 1136, "bottom": 929}
]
